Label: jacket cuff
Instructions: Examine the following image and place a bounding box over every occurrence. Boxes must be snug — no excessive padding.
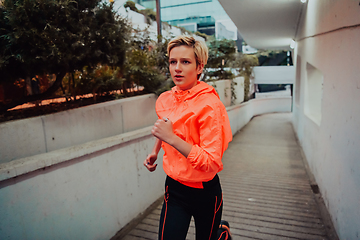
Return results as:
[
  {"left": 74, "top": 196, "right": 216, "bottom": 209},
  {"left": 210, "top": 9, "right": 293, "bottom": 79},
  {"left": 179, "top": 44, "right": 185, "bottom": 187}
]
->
[{"left": 187, "top": 145, "right": 203, "bottom": 168}]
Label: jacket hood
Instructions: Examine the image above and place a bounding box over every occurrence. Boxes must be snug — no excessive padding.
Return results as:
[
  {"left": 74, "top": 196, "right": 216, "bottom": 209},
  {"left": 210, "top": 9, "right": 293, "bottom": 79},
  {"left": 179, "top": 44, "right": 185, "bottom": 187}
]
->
[{"left": 171, "top": 81, "right": 219, "bottom": 102}]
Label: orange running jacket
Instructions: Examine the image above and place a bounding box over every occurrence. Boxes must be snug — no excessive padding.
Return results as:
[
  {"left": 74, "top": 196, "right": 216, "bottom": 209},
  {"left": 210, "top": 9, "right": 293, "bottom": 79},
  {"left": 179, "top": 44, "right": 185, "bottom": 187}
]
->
[{"left": 155, "top": 81, "right": 233, "bottom": 188}]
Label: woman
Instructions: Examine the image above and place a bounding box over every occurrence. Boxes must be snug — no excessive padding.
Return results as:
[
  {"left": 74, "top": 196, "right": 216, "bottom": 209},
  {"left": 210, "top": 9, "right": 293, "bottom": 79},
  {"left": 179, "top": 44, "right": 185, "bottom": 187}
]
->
[{"left": 144, "top": 35, "right": 232, "bottom": 240}]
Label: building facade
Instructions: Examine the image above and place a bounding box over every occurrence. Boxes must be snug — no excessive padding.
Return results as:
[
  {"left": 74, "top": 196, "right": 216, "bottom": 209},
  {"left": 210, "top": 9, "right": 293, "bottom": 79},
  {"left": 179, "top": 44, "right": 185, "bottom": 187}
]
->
[{"left": 134, "top": 0, "right": 239, "bottom": 41}]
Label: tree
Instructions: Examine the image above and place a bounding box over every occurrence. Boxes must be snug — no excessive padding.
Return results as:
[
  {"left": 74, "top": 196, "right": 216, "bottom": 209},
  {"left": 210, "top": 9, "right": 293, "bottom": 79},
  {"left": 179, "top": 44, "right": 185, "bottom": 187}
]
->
[
  {"left": 139, "top": 9, "right": 157, "bottom": 24},
  {"left": 232, "top": 53, "right": 259, "bottom": 101},
  {"left": 0, "top": 0, "right": 130, "bottom": 111},
  {"left": 205, "top": 38, "right": 258, "bottom": 102},
  {"left": 123, "top": 28, "right": 167, "bottom": 95},
  {"left": 206, "top": 38, "right": 236, "bottom": 80},
  {"left": 123, "top": 0, "right": 138, "bottom": 13},
  {"left": 74, "top": 65, "right": 125, "bottom": 101},
  {"left": 256, "top": 50, "right": 292, "bottom": 66}
]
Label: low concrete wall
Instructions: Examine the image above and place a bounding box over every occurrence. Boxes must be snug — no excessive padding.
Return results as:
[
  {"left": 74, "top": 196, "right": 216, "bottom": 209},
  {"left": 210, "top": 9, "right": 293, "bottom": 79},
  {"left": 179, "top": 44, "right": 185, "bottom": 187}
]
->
[
  {"left": 0, "top": 127, "right": 166, "bottom": 240},
  {"left": 208, "top": 79, "right": 232, "bottom": 107},
  {"left": 233, "top": 77, "right": 245, "bottom": 105},
  {"left": 0, "top": 94, "right": 158, "bottom": 164},
  {"left": 0, "top": 79, "right": 244, "bottom": 164},
  {"left": 227, "top": 97, "right": 292, "bottom": 135},
  {"left": 0, "top": 91, "right": 291, "bottom": 240},
  {"left": 208, "top": 77, "right": 245, "bottom": 106}
]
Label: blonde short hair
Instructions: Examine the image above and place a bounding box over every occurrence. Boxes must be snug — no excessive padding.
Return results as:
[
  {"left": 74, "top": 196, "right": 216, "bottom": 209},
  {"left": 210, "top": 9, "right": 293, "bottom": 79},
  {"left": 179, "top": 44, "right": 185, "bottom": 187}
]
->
[{"left": 167, "top": 35, "right": 208, "bottom": 67}]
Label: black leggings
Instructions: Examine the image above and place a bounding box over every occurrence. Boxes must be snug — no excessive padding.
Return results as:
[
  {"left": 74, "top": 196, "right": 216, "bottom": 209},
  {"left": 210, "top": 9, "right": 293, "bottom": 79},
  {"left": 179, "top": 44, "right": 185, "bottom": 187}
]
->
[{"left": 158, "top": 175, "right": 225, "bottom": 240}]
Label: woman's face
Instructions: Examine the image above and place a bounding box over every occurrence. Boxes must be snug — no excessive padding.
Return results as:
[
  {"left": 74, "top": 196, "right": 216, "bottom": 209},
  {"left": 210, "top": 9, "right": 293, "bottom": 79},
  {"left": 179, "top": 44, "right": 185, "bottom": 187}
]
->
[{"left": 169, "top": 45, "right": 203, "bottom": 91}]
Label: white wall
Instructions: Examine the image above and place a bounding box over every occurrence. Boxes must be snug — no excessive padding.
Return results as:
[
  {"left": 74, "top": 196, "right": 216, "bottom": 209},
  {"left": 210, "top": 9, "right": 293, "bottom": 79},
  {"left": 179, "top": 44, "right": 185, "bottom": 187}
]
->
[
  {"left": 0, "top": 94, "right": 158, "bottom": 163},
  {"left": 233, "top": 77, "right": 245, "bottom": 104},
  {"left": 215, "top": 21, "right": 235, "bottom": 40},
  {"left": 292, "top": 0, "right": 360, "bottom": 239},
  {"left": 116, "top": 5, "right": 184, "bottom": 41},
  {"left": 253, "top": 66, "right": 295, "bottom": 84},
  {"left": 208, "top": 79, "right": 232, "bottom": 107},
  {"left": 0, "top": 95, "right": 291, "bottom": 240},
  {"left": 0, "top": 127, "right": 166, "bottom": 240}
]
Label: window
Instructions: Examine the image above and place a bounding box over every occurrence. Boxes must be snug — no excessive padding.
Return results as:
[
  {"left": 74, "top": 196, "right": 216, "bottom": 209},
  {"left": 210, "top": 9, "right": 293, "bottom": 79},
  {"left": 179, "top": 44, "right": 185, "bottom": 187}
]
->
[
  {"left": 304, "top": 62, "right": 323, "bottom": 125},
  {"left": 295, "top": 55, "right": 301, "bottom": 105}
]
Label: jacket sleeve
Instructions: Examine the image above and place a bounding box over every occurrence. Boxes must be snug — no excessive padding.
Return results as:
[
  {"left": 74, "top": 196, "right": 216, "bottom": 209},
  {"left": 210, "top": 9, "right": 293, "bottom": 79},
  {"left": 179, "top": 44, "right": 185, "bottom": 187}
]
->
[
  {"left": 187, "top": 101, "right": 232, "bottom": 172},
  {"left": 155, "top": 91, "right": 172, "bottom": 120}
]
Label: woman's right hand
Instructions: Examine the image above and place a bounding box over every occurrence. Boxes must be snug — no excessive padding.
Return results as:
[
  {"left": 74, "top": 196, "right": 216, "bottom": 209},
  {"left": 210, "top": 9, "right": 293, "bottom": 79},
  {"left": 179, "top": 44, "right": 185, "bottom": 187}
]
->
[{"left": 144, "top": 152, "right": 158, "bottom": 172}]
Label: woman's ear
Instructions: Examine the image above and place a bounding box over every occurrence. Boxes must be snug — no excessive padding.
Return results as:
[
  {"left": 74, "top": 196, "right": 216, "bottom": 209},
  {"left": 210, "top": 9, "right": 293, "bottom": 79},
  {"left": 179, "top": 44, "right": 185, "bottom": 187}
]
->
[{"left": 197, "top": 63, "right": 204, "bottom": 74}]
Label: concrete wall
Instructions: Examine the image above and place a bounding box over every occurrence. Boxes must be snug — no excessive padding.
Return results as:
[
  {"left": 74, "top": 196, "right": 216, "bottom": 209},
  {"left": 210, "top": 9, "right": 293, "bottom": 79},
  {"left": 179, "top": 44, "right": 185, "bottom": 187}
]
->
[
  {"left": 0, "top": 94, "right": 158, "bottom": 163},
  {"left": 0, "top": 78, "right": 242, "bottom": 164},
  {"left": 253, "top": 66, "right": 295, "bottom": 84},
  {"left": 233, "top": 77, "right": 245, "bottom": 105},
  {"left": 292, "top": 0, "right": 360, "bottom": 239},
  {"left": 208, "top": 79, "right": 232, "bottom": 107},
  {"left": 0, "top": 78, "right": 243, "bottom": 164},
  {"left": 228, "top": 97, "right": 292, "bottom": 136},
  {"left": 0, "top": 95, "right": 291, "bottom": 240},
  {"left": 115, "top": 4, "right": 183, "bottom": 41},
  {"left": 0, "top": 127, "right": 166, "bottom": 240}
]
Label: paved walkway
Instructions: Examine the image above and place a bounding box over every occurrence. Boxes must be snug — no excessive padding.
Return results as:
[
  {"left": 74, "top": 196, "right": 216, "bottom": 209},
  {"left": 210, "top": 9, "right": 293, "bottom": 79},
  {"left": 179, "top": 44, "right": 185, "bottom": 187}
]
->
[{"left": 119, "top": 113, "right": 334, "bottom": 240}]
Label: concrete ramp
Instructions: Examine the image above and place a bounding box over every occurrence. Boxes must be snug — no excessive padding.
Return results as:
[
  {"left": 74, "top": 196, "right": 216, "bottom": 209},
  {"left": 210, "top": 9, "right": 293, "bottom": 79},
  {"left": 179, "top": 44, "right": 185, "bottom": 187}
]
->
[{"left": 116, "top": 113, "right": 336, "bottom": 240}]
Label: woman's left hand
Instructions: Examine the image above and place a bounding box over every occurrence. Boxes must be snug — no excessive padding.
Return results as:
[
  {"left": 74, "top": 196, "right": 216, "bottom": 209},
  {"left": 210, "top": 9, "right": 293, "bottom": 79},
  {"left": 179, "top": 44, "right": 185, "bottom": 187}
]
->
[{"left": 151, "top": 117, "right": 175, "bottom": 144}]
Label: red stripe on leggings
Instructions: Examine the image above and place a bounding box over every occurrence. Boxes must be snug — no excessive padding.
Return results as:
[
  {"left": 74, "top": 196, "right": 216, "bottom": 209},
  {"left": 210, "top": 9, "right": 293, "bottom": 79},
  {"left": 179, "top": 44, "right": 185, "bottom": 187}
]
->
[
  {"left": 161, "top": 186, "right": 169, "bottom": 240},
  {"left": 208, "top": 196, "right": 218, "bottom": 240},
  {"left": 211, "top": 194, "right": 223, "bottom": 240}
]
